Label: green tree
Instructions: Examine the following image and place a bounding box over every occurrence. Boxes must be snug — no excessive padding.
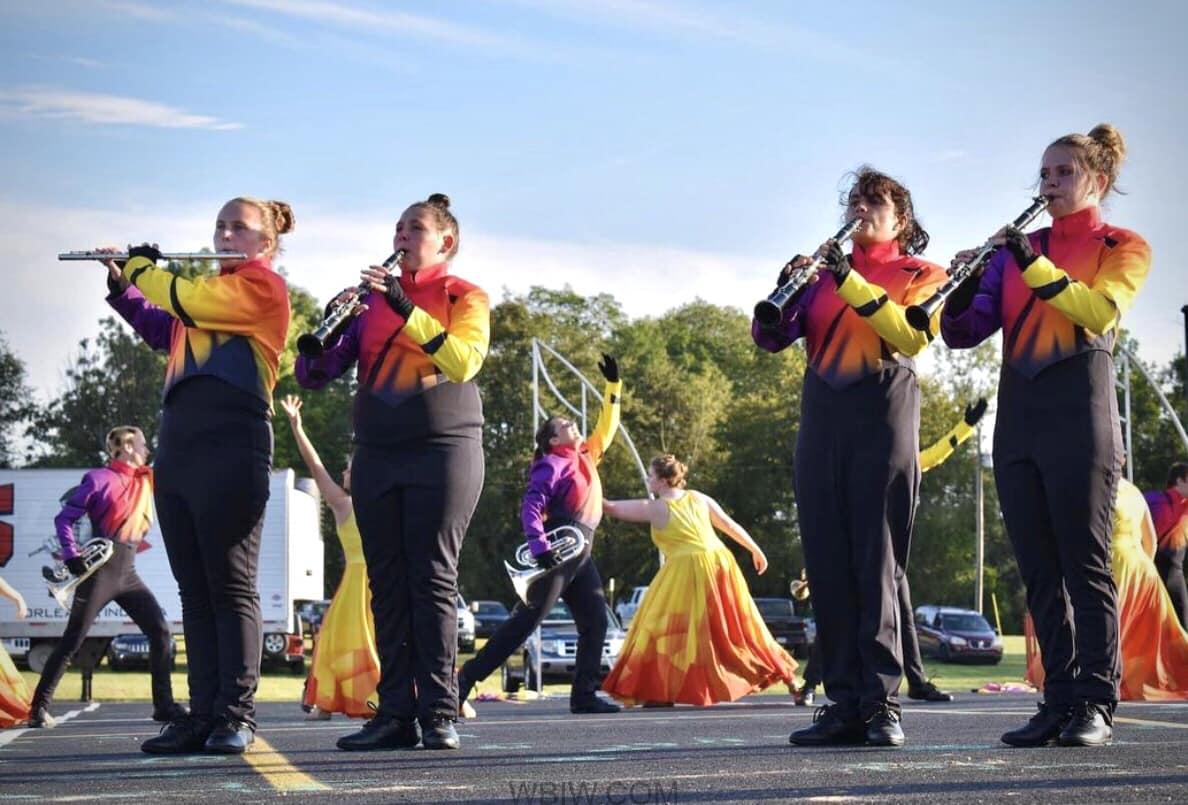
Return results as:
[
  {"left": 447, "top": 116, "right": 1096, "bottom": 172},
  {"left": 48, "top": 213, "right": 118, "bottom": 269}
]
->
[{"left": 0, "top": 330, "right": 35, "bottom": 468}]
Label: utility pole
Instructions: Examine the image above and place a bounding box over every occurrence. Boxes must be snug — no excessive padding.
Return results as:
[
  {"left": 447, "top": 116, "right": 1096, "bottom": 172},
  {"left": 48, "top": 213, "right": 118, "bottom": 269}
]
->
[{"left": 974, "top": 422, "right": 985, "bottom": 614}]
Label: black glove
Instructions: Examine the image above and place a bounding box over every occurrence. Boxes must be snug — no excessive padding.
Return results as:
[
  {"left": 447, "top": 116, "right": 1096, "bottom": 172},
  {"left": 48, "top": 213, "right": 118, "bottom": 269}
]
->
[
  {"left": 777, "top": 256, "right": 808, "bottom": 286},
  {"left": 65, "top": 557, "right": 88, "bottom": 577},
  {"left": 128, "top": 243, "right": 162, "bottom": 263},
  {"left": 533, "top": 546, "right": 564, "bottom": 570},
  {"left": 382, "top": 275, "right": 414, "bottom": 318},
  {"left": 597, "top": 353, "right": 619, "bottom": 383},
  {"left": 821, "top": 240, "right": 851, "bottom": 284},
  {"left": 944, "top": 266, "right": 984, "bottom": 316},
  {"left": 1003, "top": 226, "right": 1038, "bottom": 269},
  {"left": 964, "top": 398, "right": 988, "bottom": 426}
]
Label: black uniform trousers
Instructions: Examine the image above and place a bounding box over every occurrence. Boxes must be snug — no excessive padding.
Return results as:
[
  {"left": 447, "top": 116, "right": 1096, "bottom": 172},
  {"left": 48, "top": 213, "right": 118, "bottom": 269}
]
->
[
  {"left": 153, "top": 379, "right": 271, "bottom": 728},
  {"left": 994, "top": 352, "right": 1121, "bottom": 708},
  {"left": 351, "top": 435, "right": 484, "bottom": 725},
  {"left": 795, "top": 368, "right": 920, "bottom": 719},
  {"left": 1154, "top": 545, "right": 1188, "bottom": 629},
  {"left": 463, "top": 538, "right": 608, "bottom": 704},
  {"left": 33, "top": 542, "right": 174, "bottom": 710}
]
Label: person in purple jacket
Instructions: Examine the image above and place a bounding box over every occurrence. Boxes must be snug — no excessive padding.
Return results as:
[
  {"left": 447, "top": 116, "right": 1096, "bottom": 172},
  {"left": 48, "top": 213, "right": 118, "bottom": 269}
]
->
[
  {"left": 457, "top": 355, "right": 623, "bottom": 716},
  {"left": 27, "top": 426, "right": 184, "bottom": 728}
]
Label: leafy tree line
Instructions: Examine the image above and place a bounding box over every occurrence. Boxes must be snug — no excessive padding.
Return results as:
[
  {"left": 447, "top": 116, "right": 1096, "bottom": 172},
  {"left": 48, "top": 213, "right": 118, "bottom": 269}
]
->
[{"left": 2, "top": 265, "right": 1186, "bottom": 632}]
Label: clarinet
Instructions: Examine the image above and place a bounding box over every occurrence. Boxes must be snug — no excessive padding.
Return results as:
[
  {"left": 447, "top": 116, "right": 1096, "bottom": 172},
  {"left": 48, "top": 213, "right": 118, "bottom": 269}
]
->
[
  {"left": 297, "top": 250, "right": 405, "bottom": 358},
  {"left": 753, "top": 218, "right": 862, "bottom": 328}
]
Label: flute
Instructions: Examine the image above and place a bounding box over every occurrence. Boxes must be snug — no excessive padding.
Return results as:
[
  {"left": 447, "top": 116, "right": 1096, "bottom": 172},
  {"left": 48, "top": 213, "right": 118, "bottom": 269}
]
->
[{"left": 58, "top": 251, "right": 247, "bottom": 261}]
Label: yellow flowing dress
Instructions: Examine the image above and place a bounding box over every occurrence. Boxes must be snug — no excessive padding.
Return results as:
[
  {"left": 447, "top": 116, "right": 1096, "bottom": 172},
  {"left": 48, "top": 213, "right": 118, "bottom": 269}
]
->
[
  {"left": 302, "top": 514, "right": 381, "bottom": 717},
  {"left": 602, "top": 491, "right": 796, "bottom": 706},
  {"left": 1025, "top": 479, "right": 1188, "bottom": 700},
  {"left": 0, "top": 640, "right": 31, "bottom": 727}
]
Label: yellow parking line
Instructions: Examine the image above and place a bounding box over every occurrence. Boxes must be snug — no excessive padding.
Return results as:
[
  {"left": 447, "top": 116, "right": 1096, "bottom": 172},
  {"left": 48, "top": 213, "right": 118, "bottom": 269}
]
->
[
  {"left": 244, "top": 734, "right": 331, "bottom": 792},
  {"left": 1115, "top": 715, "right": 1188, "bottom": 730}
]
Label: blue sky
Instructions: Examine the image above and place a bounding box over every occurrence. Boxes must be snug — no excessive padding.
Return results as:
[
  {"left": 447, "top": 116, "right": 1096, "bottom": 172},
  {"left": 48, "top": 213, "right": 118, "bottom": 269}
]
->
[{"left": 1, "top": 0, "right": 1185, "bottom": 407}]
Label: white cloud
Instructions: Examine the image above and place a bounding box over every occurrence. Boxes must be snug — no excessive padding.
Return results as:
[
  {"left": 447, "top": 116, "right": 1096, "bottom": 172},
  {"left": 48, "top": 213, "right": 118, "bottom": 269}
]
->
[
  {"left": 96, "top": 0, "right": 176, "bottom": 21},
  {"left": 0, "top": 87, "right": 242, "bottom": 130}
]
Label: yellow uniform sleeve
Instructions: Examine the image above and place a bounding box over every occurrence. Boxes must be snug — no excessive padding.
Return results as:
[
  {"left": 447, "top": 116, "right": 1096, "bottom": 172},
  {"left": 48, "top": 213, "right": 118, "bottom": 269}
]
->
[
  {"left": 585, "top": 379, "right": 623, "bottom": 465},
  {"left": 123, "top": 256, "right": 285, "bottom": 336},
  {"left": 835, "top": 271, "right": 933, "bottom": 356},
  {"left": 919, "top": 418, "right": 975, "bottom": 473},
  {"left": 1020, "top": 236, "right": 1151, "bottom": 336},
  {"left": 400, "top": 286, "right": 491, "bottom": 384}
]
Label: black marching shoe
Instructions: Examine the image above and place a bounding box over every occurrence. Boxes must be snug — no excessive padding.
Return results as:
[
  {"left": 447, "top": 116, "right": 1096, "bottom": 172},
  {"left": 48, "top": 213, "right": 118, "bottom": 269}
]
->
[
  {"left": 1056, "top": 701, "right": 1113, "bottom": 747},
  {"left": 789, "top": 705, "right": 865, "bottom": 746},
  {"left": 570, "top": 696, "right": 622, "bottom": 715},
  {"left": 204, "top": 717, "right": 255, "bottom": 754},
  {"left": 421, "top": 717, "right": 460, "bottom": 750},
  {"left": 794, "top": 686, "right": 816, "bottom": 707},
  {"left": 26, "top": 703, "right": 56, "bottom": 729},
  {"left": 152, "top": 702, "right": 189, "bottom": 723},
  {"left": 1001, "top": 702, "right": 1070, "bottom": 747},
  {"left": 141, "top": 715, "right": 214, "bottom": 755},
  {"left": 336, "top": 716, "right": 420, "bottom": 751},
  {"left": 864, "top": 704, "right": 905, "bottom": 747},
  {"left": 906, "top": 681, "right": 954, "bottom": 703}
]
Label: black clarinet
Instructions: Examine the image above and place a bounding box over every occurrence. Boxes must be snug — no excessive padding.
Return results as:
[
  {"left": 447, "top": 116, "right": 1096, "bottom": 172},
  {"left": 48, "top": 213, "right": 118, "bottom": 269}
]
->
[
  {"left": 905, "top": 196, "right": 1049, "bottom": 332},
  {"left": 753, "top": 218, "right": 862, "bottom": 328},
  {"left": 297, "top": 250, "right": 405, "bottom": 358}
]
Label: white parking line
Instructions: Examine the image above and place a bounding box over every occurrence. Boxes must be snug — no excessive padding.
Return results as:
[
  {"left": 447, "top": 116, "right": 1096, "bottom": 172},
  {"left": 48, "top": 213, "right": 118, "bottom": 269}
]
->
[{"left": 0, "top": 702, "right": 100, "bottom": 749}]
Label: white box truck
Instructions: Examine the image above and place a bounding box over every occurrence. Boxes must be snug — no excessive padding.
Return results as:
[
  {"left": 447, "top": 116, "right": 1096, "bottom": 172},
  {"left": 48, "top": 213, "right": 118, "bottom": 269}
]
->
[{"left": 0, "top": 468, "right": 323, "bottom": 675}]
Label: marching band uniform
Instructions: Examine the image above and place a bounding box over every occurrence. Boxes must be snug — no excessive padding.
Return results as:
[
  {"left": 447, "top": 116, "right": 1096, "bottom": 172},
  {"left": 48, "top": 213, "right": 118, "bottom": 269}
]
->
[
  {"left": 458, "top": 370, "right": 623, "bottom": 716},
  {"left": 110, "top": 252, "right": 290, "bottom": 752},
  {"left": 29, "top": 458, "right": 180, "bottom": 727},
  {"left": 942, "top": 204, "right": 1150, "bottom": 744},
  {"left": 298, "top": 259, "right": 490, "bottom": 749},
  {"left": 755, "top": 236, "right": 945, "bottom": 746},
  {"left": 1144, "top": 483, "right": 1188, "bottom": 628}
]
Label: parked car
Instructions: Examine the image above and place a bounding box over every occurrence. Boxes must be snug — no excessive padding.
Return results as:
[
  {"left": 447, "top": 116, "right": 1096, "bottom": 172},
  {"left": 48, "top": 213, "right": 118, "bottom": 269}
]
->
[
  {"left": 457, "top": 594, "right": 477, "bottom": 652},
  {"left": 615, "top": 585, "right": 648, "bottom": 627},
  {"left": 471, "top": 599, "right": 511, "bottom": 638},
  {"left": 501, "top": 602, "right": 626, "bottom": 692},
  {"left": 753, "top": 597, "right": 814, "bottom": 659},
  {"left": 106, "top": 633, "right": 178, "bottom": 671},
  {"left": 915, "top": 605, "right": 1003, "bottom": 664}
]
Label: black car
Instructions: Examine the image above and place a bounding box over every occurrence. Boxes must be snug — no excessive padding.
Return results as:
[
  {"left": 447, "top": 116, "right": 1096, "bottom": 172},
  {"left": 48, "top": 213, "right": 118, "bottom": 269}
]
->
[
  {"left": 106, "top": 633, "right": 178, "bottom": 671},
  {"left": 753, "top": 597, "right": 813, "bottom": 658},
  {"left": 471, "top": 599, "right": 511, "bottom": 638}
]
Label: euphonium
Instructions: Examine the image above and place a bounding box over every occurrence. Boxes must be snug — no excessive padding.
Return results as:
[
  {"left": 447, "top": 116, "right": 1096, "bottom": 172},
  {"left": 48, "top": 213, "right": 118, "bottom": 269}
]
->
[
  {"left": 905, "top": 195, "right": 1050, "bottom": 332},
  {"left": 753, "top": 218, "right": 862, "bottom": 329},
  {"left": 504, "top": 525, "right": 588, "bottom": 604},
  {"left": 297, "top": 250, "right": 405, "bottom": 358},
  {"left": 44, "top": 538, "right": 114, "bottom": 609}
]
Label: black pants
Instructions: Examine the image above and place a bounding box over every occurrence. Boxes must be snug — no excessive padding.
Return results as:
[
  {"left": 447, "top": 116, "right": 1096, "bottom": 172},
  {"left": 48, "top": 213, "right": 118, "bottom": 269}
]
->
[
  {"left": 795, "top": 368, "right": 920, "bottom": 718},
  {"left": 33, "top": 543, "right": 174, "bottom": 711},
  {"left": 464, "top": 545, "right": 608, "bottom": 703},
  {"left": 802, "top": 578, "right": 926, "bottom": 693},
  {"left": 352, "top": 436, "right": 484, "bottom": 724},
  {"left": 154, "top": 386, "right": 271, "bottom": 729},
  {"left": 994, "top": 353, "right": 1120, "bottom": 708},
  {"left": 1155, "top": 545, "right": 1188, "bottom": 629}
]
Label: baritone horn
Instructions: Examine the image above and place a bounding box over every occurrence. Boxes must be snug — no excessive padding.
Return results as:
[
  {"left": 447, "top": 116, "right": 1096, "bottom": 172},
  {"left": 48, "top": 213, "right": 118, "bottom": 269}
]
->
[
  {"left": 30, "top": 537, "right": 114, "bottom": 609},
  {"left": 753, "top": 218, "right": 863, "bottom": 328},
  {"left": 905, "top": 195, "right": 1050, "bottom": 332},
  {"left": 504, "top": 526, "right": 588, "bottom": 604},
  {"left": 58, "top": 251, "right": 247, "bottom": 261},
  {"left": 297, "top": 250, "right": 405, "bottom": 358}
]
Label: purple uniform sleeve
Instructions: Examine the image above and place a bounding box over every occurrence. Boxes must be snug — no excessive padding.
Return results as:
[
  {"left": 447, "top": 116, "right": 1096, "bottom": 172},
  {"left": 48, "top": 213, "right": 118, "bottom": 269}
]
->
[
  {"left": 940, "top": 250, "right": 1006, "bottom": 348},
  {"left": 107, "top": 285, "right": 175, "bottom": 352},
  {"left": 522, "top": 457, "right": 561, "bottom": 553},
  {"left": 54, "top": 472, "right": 98, "bottom": 560},
  {"left": 296, "top": 315, "right": 361, "bottom": 389},
  {"left": 751, "top": 283, "right": 812, "bottom": 353}
]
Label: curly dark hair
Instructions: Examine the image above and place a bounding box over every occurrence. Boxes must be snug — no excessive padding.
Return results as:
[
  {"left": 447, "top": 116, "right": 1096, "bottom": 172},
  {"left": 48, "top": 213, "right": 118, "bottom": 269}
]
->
[{"left": 839, "top": 166, "right": 929, "bottom": 255}]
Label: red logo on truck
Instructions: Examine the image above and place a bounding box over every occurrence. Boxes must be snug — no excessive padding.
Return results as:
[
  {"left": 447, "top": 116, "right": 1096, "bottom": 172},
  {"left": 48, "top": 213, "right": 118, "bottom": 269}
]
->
[{"left": 0, "top": 483, "right": 12, "bottom": 566}]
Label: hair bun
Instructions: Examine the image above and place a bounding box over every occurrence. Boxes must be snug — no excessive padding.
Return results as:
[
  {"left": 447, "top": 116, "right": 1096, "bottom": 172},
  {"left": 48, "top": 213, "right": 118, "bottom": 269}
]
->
[
  {"left": 426, "top": 193, "right": 451, "bottom": 209},
  {"left": 270, "top": 201, "right": 296, "bottom": 234},
  {"left": 1088, "top": 123, "right": 1127, "bottom": 166}
]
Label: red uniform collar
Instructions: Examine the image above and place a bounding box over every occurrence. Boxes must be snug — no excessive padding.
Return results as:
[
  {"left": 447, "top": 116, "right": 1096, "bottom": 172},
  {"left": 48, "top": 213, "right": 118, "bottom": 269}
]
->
[
  {"left": 108, "top": 459, "right": 153, "bottom": 479},
  {"left": 1050, "top": 206, "right": 1101, "bottom": 239},
  {"left": 219, "top": 257, "right": 272, "bottom": 277},
  {"left": 401, "top": 261, "right": 450, "bottom": 287},
  {"left": 851, "top": 239, "right": 903, "bottom": 268}
]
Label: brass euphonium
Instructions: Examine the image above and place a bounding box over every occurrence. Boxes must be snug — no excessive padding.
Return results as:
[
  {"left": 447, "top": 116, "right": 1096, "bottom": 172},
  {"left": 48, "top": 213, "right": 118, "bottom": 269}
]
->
[
  {"left": 35, "top": 537, "right": 114, "bottom": 609},
  {"left": 754, "top": 218, "right": 863, "bottom": 329},
  {"left": 504, "top": 525, "right": 588, "bottom": 604},
  {"left": 297, "top": 250, "right": 405, "bottom": 358},
  {"left": 905, "top": 195, "right": 1050, "bottom": 332}
]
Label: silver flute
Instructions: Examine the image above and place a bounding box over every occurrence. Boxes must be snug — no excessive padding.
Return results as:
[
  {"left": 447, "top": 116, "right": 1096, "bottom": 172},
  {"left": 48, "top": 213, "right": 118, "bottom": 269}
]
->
[{"left": 58, "top": 251, "right": 247, "bottom": 261}]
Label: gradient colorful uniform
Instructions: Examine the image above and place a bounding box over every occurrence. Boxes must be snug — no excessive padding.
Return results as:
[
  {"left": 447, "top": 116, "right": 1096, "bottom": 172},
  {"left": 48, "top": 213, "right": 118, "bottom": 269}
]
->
[
  {"left": 1145, "top": 487, "right": 1188, "bottom": 628},
  {"left": 753, "top": 239, "right": 945, "bottom": 720},
  {"left": 461, "top": 379, "right": 622, "bottom": 706},
  {"left": 296, "top": 261, "right": 489, "bottom": 727},
  {"left": 32, "top": 460, "right": 176, "bottom": 718},
  {"left": 942, "top": 205, "right": 1151, "bottom": 710},
  {"left": 109, "top": 255, "right": 290, "bottom": 729}
]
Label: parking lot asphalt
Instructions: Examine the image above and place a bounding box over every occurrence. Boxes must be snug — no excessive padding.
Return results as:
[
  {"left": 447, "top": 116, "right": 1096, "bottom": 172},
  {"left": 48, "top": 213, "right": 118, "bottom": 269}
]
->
[{"left": 2, "top": 695, "right": 1187, "bottom": 803}]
